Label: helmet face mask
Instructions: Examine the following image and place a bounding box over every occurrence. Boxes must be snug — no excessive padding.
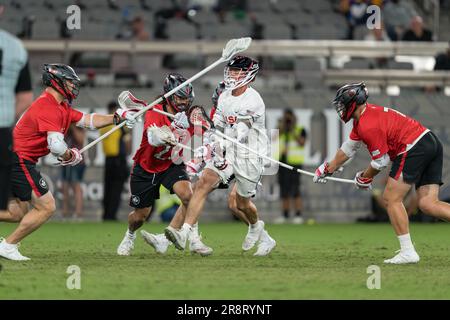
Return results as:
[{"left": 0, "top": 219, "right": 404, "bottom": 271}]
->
[
  {"left": 224, "top": 55, "right": 259, "bottom": 90},
  {"left": 332, "top": 83, "right": 368, "bottom": 123},
  {"left": 43, "top": 64, "right": 81, "bottom": 103},
  {"left": 163, "top": 73, "right": 195, "bottom": 112}
]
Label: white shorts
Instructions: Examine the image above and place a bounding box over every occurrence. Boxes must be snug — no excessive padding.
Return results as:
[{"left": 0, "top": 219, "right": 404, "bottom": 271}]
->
[{"left": 232, "top": 158, "right": 263, "bottom": 198}]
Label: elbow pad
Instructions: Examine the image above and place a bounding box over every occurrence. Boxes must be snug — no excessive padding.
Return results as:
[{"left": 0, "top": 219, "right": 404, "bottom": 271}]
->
[
  {"left": 370, "top": 153, "right": 390, "bottom": 171},
  {"left": 47, "top": 132, "right": 68, "bottom": 157},
  {"left": 76, "top": 113, "right": 97, "bottom": 130},
  {"left": 340, "top": 139, "right": 362, "bottom": 158}
]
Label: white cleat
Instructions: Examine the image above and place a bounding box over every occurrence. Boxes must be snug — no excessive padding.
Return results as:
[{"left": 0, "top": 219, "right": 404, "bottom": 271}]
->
[
  {"left": 254, "top": 230, "right": 276, "bottom": 256},
  {"left": 164, "top": 226, "right": 187, "bottom": 251},
  {"left": 383, "top": 250, "right": 420, "bottom": 264},
  {"left": 242, "top": 220, "right": 265, "bottom": 251},
  {"left": 0, "top": 239, "right": 30, "bottom": 261},
  {"left": 117, "top": 232, "right": 135, "bottom": 256},
  {"left": 189, "top": 234, "right": 213, "bottom": 257},
  {"left": 141, "top": 230, "right": 170, "bottom": 254}
]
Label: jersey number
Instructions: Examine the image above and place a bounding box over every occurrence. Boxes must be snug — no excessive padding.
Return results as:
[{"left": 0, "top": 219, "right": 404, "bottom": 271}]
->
[
  {"left": 383, "top": 107, "right": 406, "bottom": 117},
  {"left": 154, "top": 145, "right": 171, "bottom": 160},
  {"left": 0, "top": 49, "right": 3, "bottom": 75}
]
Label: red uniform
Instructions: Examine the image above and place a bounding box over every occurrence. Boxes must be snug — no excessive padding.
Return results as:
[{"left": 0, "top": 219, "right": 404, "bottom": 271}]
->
[
  {"left": 349, "top": 104, "right": 428, "bottom": 161},
  {"left": 133, "top": 104, "right": 192, "bottom": 173},
  {"left": 13, "top": 91, "right": 83, "bottom": 163}
]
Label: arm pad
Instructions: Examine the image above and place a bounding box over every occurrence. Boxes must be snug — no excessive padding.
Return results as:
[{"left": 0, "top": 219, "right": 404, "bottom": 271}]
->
[
  {"left": 370, "top": 153, "right": 390, "bottom": 171},
  {"left": 340, "top": 138, "right": 362, "bottom": 158},
  {"left": 47, "top": 132, "right": 68, "bottom": 157}
]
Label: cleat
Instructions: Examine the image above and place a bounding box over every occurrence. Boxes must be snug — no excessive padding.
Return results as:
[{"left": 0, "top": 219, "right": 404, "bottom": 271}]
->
[
  {"left": 384, "top": 250, "right": 420, "bottom": 264},
  {"left": 164, "top": 226, "right": 187, "bottom": 251},
  {"left": 141, "top": 230, "right": 170, "bottom": 254},
  {"left": 242, "top": 220, "right": 265, "bottom": 251},
  {"left": 0, "top": 238, "right": 30, "bottom": 261},
  {"left": 117, "top": 232, "right": 135, "bottom": 256},
  {"left": 254, "top": 230, "right": 276, "bottom": 256},
  {"left": 189, "top": 233, "right": 213, "bottom": 257}
]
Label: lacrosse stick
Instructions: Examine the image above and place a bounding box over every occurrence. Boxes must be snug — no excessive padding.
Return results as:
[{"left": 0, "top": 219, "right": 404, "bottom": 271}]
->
[
  {"left": 79, "top": 37, "right": 252, "bottom": 154},
  {"left": 118, "top": 92, "right": 354, "bottom": 184}
]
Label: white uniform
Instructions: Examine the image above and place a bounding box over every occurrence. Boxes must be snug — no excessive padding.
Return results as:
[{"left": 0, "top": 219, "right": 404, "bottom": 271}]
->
[{"left": 209, "top": 87, "right": 268, "bottom": 197}]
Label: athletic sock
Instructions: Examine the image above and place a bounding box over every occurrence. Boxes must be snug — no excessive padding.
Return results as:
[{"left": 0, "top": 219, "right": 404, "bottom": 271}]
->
[
  {"left": 127, "top": 229, "right": 136, "bottom": 239},
  {"left": 398, "top": 233, "right": 415, "bottom": 252},
  {"left": 250, "top": 221, "right": 260, "bottom": 229}
]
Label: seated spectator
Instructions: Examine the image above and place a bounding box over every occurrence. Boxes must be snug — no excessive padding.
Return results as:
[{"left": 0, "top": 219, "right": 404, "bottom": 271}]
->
[
  {"left": 364, "top": 22, "right": 390, "bottom": 68},
  {"left": 402, "top": 16, "right": 433, "bottom": 42},
  {"left": 383, "top": 0, "right": 417, "bottom": 40},
  {"left": 131, "top": 16, "right": 150, "bottom": 41},
  {"left": 434, "top": 42, "right": 450, "bottom": 70},
  {"left": 340, "top": 0, "right": 370, "bottom": 40}
]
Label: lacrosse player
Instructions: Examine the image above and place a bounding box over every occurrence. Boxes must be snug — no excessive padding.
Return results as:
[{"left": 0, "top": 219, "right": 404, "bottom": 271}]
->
[
  {"left": 117, "top": 73, "right": 211, "bottom": 256},
  {"left": 313, "top": 82, "right": 450, "bottom": 264},
  {"left": 164, "top": 56, "right": 276, "bottom": 256},
  {"left": 0, "top": 64, "right": 136, "bottom": 261}
]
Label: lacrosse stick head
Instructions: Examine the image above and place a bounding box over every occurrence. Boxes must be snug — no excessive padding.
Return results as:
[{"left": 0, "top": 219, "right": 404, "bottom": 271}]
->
[
  {"left": 222, "top": 37, "right": 252, "bottom": 61},
  {"left": 118, "top": 90, "right": 148, "bottom": 110},
  {"left": 187, "top": 105, "right": 214, "bottom": 133}
]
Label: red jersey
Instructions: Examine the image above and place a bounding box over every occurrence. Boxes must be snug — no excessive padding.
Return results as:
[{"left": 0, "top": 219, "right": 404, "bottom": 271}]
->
[
  {"left": 349, "top": 104, "right": 428, "bottom": 160},
  {"left": 13, "top": 91, "right": 84, "bottom": 163},
  {"left": 133, "top": 104, "right": 192, "bottom": 173}
]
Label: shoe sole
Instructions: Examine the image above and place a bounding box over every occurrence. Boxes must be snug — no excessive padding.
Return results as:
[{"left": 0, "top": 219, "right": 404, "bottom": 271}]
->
[
  {"left": 190, "top": 249, "right": 213, "bottom": 257},
  {"left": 164, "top": 228, "right": 184, "bottom": 251}
]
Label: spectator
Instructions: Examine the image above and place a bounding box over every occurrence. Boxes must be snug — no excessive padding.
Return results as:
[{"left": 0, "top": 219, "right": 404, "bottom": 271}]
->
[
  {"left": 131, "top": 16, "right": 150, "bottom": 41},
  {"left": 0, "top": 3, "right": 33, "bottom": 222},
  {"left": 434, "top": 42, "right": 450, "bottom": 71},
  {"left": 61, "top": 125, "right": 86, "bottom": 221},
  {"left": 383, "top": 0, "right": 417, "bottom": 40},
  {"left": 275, "top": 109, "right": 307, "bottom": 224},
  {"left": 339, "top": 0, "right": 370, "bottom": 40},
  {"left": 99, "top": 101, "right": 132, "bottom": 221},
  {"left": 364, "top": 22, "right": 390, "bottom": 68},
  {"left": 402, "top": 16, "right": 433, "bottom": 42}
]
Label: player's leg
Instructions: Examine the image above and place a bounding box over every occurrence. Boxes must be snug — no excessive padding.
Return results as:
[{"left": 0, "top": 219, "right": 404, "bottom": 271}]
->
[
  {"left": 416, "top": 184, "right": 450, "bottom": 221},
  {"left": 291, "top": 170, "right": 303, "bottom": 224},
  {"left": 0, "top": 198, "right": 28, "bottom": 222},
  {"left": 382, "top": 177, "right": 419, "bottom": 264},
  {"left": 228, "top": 183, "right": 250, "bottom": 225},
  {"left": 117, "top": 164, "right": 156, "bottom": 256}
]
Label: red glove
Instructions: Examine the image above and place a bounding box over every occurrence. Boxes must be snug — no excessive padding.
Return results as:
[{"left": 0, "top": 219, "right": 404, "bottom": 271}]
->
[
  {"left": 354, "top": 171, "right": 373, "bottom": 190},
  {"left": 58, "top": 148, "right": 83, "bottom": 166},
  {"left": 313, "top": 161, "right": 332, "bottom": 183}
]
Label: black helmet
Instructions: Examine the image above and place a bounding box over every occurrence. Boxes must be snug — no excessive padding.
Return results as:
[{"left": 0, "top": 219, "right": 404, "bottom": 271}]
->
[
  {"left": 211, "top": 81, "right": 225, "bottom": 107},
  {"left": 332, "top": 82, "right": 368, "bottom": 123},
  {"left": 224, "top": 55, "right": 259, "bottom": 90},
  {"left": 42, "top": 64, "right": 81, "bottom": 103},
  {"left": 163, "top": 73, "right": 195, "bottom": 112}
]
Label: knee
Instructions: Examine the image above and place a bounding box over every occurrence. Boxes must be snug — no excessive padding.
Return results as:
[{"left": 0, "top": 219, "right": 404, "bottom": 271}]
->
[
  {"left": 228, "top": 195, "right": 237, "bottom": 213},
  {"left": 131, "top": 207, "right": 150, "bottom": 222},
  {"left": 177, "top": 189, "right": 193, "bottom": 207},
  {"left": 236, "top": 198, "right": 250, "bottom": 212},
  {"left": 418, "top": 198, "right": 435, "bottom": 215},
  {"left": 42, "top": 200, "right": 56, "bottom": 215}
]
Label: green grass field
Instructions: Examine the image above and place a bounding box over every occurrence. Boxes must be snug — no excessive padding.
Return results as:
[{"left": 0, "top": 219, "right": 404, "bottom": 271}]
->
[{"left": 0, "top": 222, "right": 449, "bottom": 299}]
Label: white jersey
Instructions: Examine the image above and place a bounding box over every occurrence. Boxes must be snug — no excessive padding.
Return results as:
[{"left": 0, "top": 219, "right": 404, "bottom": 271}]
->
[
  {"left": 213, "top": 87, "right": 268, "bottom": 160},
  {"left": 0, "top": 29, "right": 28, "bottom": 128}
]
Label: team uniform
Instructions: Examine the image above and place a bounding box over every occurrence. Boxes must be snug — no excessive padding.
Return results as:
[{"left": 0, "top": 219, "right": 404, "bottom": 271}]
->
[
  {"left": 0, "top": 29, "right": 31, "bottom": 210},
  {"left": 12, "top": 91, "right": 83, "bottom": 201},
  {"left": 212, "top": 87, "right": 268, "bottom": 197},
  {"left": 348, "top": 104, "right": 442, "bottom": 188},
  {"left": 129, "top": 103, "right": 190, "bottom": 209}
]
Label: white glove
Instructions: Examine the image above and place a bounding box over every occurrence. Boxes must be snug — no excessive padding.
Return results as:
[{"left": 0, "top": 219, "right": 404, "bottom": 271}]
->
[
  {"left": 235, "top": 121, "right": 250, "bottom": 143},
  {"left": 147, "top": 125, "right": 177, "bottom": 146},
  {"left": 171, "top": 111, "right": 190, "bottom": 130},
  {"left": 354, "top": 171, "right": 373, "bottom": 190},
  {"left": 114, "top": 107, "right": 140, "bottom": 129},
  {"left": 58, "top": 148, "right": 83, "bottom": 166},
  {"left": 185, "top": 159, "right": 205, "bottom": 178}
]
